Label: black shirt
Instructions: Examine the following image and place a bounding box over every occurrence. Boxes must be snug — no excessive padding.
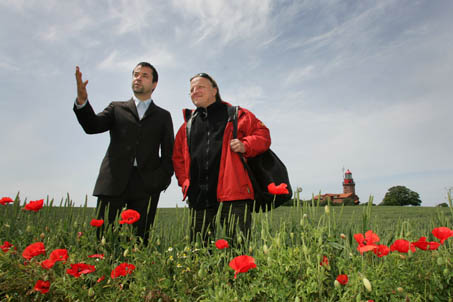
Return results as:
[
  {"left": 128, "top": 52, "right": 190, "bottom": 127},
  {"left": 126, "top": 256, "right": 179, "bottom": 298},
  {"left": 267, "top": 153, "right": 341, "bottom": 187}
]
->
[{"left": 188, "top": 100, "right": 228, "bottom": 209}]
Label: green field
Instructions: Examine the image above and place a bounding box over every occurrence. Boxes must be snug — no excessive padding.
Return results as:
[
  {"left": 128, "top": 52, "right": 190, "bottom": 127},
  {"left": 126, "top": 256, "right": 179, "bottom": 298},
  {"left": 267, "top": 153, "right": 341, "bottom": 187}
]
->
[{"left": 0, "top": 197, "right": 452, "bottom": 301}]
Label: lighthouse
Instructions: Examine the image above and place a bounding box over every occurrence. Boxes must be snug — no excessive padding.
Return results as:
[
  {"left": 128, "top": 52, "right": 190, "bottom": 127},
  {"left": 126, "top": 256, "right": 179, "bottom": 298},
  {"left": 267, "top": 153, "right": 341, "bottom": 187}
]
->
[{"left": 343, "top": 169, "right": 355, "bottom": 195}]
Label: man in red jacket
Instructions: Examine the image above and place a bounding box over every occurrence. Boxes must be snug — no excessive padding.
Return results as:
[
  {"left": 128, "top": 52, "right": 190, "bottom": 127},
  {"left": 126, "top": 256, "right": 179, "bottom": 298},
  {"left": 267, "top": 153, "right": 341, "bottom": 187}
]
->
[{"left": 172, "top": 73, "right": 271, "bottom": 244}]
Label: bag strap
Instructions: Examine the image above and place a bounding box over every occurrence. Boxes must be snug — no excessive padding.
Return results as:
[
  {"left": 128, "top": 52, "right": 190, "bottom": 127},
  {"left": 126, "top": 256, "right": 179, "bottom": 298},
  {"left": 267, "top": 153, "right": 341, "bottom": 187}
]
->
[
  {"left": 227, "top": 105, "right": 239, "bottom": 139},
  {"left": 227, "top": 105, "right": 250, "bottom": 172},
  {"left": 185, "top": 109, "right": 198, "bottom": 149}
]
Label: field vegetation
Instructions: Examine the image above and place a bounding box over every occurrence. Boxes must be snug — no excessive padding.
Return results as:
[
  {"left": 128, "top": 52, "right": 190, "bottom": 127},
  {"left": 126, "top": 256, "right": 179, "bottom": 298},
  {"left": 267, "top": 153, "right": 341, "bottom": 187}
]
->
[{"left": 0, "top": 194, "right": 452, "bottom": 301}]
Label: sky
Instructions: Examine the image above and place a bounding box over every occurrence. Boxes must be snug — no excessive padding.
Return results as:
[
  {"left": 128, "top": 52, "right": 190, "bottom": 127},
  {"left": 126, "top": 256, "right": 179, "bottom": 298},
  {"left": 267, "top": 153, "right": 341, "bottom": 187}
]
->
[{"left": 1, "top": 0, "right": 452, "bottom": 207}]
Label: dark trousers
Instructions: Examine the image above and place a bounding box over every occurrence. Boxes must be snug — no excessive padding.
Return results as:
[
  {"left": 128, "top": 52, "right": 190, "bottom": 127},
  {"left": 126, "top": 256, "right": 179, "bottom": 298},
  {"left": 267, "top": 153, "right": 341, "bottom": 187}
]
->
[
  {"left": 96, "top": 167, "right": 160, "bottom": 245},
  {"left": 191, "top": 200, "right": 252, "bottom": 246}
]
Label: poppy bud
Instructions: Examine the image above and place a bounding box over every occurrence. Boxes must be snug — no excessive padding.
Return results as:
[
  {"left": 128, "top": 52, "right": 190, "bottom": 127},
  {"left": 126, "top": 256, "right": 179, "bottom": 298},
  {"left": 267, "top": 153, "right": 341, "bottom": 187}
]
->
[
  {"left": 101, "top": 237, "right": 106, "bottom": 246},
  {"left": 295, "top": 297, "right": 300, "bottom": 302},
  {"left": 88, "top": 287, "right": 94, "bottom": 297},
  {"left": 123, "top": 248, "right": 129, "bottom": 257},
  {"left": 443, "top": 268, "right": 449, "bottom": 276},
  {"left": 290, "top": 232, "right": 294, "bottom": 240},
  {"left": 397, "top": 287, "right": 404, "bottom": 293},
  {"left": 237, "top": 235, "right": 242, "bottom": 245},
  {"left": 156, "top": 239, "right": 161, "bottom": 246},
  {"left": 197, "top": 268, "right": 205, "bottom": 278},
  {"left": 248, "top": 246, "right": 253, "bottom": 254},
  {"left": 324, "top": 205, "right": 330, "bottom": 214},
  {"left": 437, "top": 257, "right": 444, "bottom": 265},
  {"left": 362, "top": 277, "right": 372, "bottom": 292},
  {"left": 340, "top": 233, "right": 346, "bottom": 240},
  {"left": 40, "top": 233, "right": 45, "bottom": 240},
  {"left": 263, "top": 244, "right": 269, "bottom": 255},
  {"left": 334, "top": 280, "right": 341, "bottom": 288},
  {"left": 26, "top": 225, "right": 32, "bottom": 233}
]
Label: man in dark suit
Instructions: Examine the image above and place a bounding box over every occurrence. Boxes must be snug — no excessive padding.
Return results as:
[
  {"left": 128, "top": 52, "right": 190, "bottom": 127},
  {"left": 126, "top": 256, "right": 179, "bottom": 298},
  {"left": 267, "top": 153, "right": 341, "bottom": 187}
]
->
[{"left": 73, "top": 62, "right": 174, "bottom": 244}]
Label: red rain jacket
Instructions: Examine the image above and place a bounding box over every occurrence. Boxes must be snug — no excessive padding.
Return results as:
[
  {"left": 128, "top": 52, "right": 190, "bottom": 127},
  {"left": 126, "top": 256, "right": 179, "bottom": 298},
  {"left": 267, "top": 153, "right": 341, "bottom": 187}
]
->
[{"left": 172, "top": 102, "right": 271, "bottom": 203}]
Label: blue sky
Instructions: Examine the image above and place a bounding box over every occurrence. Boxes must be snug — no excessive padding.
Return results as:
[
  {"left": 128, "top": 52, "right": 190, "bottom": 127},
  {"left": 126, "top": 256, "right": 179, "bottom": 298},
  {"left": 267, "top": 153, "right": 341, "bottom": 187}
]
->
[{"left": 1, "top": 0, "right": 452, "bottom": 207}]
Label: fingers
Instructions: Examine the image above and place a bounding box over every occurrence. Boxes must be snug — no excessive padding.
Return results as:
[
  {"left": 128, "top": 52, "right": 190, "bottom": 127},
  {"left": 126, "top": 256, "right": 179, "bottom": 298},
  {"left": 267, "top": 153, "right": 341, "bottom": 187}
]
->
[
  {"left": 75, "top": 66, "right": 88, "bottom": 104},
  {"left": 230, "top": 139, "right": 245, "bottom": 153}
]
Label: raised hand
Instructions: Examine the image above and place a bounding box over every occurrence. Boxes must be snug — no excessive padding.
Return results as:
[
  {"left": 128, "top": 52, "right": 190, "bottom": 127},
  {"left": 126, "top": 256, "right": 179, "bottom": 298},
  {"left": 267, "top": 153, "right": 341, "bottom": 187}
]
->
[{"left": 75, "top": 66, "right": 88, "bottom": 105}]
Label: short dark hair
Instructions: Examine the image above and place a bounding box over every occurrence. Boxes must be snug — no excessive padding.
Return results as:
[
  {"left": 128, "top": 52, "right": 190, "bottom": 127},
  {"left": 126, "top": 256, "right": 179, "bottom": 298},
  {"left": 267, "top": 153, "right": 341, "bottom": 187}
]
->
[
  {"left": 134, "top": 62, "right": 158, "bottom": 83},
  {"left": 190, "top": 73, "right": 222, "bottom": 102}
]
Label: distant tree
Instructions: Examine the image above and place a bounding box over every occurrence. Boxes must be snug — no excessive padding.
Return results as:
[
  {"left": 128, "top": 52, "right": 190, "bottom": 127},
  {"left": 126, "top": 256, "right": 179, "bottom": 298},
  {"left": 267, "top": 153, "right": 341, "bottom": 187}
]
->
[
  {"left": 436, "top": 202, "right": 449, "bottom": 207},
  {"left": 380, "top": 186, "right": 422, "bottom": 206}
]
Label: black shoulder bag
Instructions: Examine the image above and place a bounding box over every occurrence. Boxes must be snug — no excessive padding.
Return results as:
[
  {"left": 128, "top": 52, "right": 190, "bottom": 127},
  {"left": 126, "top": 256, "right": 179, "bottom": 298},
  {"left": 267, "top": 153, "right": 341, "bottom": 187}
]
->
[{"left": 228, "top": 106, "right": 293, "bottom": 212}]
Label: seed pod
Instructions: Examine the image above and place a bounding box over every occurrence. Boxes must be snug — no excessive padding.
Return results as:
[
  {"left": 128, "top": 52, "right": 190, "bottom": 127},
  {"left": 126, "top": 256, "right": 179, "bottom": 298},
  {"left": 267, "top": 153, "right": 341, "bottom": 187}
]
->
[
  {"left": 362, "top": 277, "right": 372, "bottom": 292},
  {"left": 263, "top": 244, "right": 269, "bottom": 255},
  {"left": 88, "top": 287, "right": 95, "bottom": 297}
]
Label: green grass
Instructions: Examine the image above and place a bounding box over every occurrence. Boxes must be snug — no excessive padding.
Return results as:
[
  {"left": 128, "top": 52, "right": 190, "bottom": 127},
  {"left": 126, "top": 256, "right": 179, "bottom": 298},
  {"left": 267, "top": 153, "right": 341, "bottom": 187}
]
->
[{"left": 0, "top": 196, "right": 452, "bottom": 301}]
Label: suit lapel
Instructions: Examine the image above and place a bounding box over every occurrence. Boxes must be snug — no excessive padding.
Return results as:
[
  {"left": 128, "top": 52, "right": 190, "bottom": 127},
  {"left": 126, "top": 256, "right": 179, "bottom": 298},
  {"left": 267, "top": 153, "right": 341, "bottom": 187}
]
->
[
  {"left": 124, "top": 98, "right": 140, "bottom": 121},
  {"left": 142, "top": 101, "right": 157, "bottom": 120}
]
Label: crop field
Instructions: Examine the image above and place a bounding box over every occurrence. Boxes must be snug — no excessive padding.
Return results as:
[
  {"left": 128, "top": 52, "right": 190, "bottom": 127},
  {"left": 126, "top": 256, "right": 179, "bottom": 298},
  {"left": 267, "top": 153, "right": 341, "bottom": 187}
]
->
[{"left": 0, "top": 195, "right": 452, "bottom": 301}]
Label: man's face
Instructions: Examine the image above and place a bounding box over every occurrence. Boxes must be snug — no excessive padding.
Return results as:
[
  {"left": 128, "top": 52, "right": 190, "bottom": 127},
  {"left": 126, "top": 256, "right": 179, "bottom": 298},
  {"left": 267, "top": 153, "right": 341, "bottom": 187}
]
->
[
  {"left": 132, "top": 65, "right": 157, "bottom": 97},
  {"left": 190, "top": 77, "right": 217, "bottom": 108}
]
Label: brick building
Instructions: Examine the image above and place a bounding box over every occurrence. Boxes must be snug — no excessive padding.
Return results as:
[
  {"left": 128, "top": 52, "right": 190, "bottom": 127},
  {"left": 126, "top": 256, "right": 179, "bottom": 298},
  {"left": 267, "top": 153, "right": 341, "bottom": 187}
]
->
[{"left": 314, "top": 169, "right": 360, "bottom": 205}]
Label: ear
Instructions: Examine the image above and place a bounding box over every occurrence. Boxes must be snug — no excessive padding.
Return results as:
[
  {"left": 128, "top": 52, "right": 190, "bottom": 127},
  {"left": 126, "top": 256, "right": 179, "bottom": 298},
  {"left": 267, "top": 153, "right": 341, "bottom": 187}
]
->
[{"left": 152, "top": 81, "right": 158, "bottom": 92}]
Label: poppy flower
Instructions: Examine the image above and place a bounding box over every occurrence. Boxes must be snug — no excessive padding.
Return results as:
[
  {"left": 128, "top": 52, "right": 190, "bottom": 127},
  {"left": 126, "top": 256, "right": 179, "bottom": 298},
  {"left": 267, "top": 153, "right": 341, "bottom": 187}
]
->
[
  {"left": 66, "top": 263, "right": 96, "bottom": 278},
  {"left": 34, "top": 280, "right": 50, "bottom": 294},
  {"left": 97, "top": 275, "right": 105, "bottom": 283},
  {"left": 354, "top": 230, "right": 379, "bottom": 254},
  {"left": 215, "top": 239, "right": 229, "bottom": 249},
  {"left": 0, "top": 197, "right": 14, "bottom": 205},
  {"left": 119, "top": 209, "right": 140, "bottom": 224},
  {"left": 22, "top": 242, "right": 46, "bottom": 260},
  {"left": 373, "top": 244, "right": 390, "bottom": 257},
  {"left": 320, "top": 255, "right": 329, "bottom": 267},
  {"left": 49, "top": 249, "right": 69, "bottom": 262},
  {"left": 432, "top": 227, "right": 452, "bottom": 244},
  {"left": 24, "top": 199, "right": 44, "bottom": 212},
  {"left": 111, "top": 263, "right": 136, "bottom": 279},
  {"left": 336, "top": 274, "right": 348, "bottom": 285},
  {"left": 267, "top": 183, "right": 289, "bottom": 195},
  {"left": 229, "top": 255, "right": 256, "bottom": 279},
  {"left": 41, "top": 259, "right": 56, "bottom": 270},
  {"left": 428, "top": 241, "right": 440, "bottom": 250},
  {"left": 1, "top": 241, "right": 15, "bottom": 253},
  {"left": 390, "top": 239, "right": 416, "bottom": 253},
  {"left": 90, "top": 219, "right": 104, "bottom": 227},
  {"left": 88, "top": 254, "right": 104, "bottom": 259},
  {"left": 412, "top": 237, "right": 429, "bottom": 250}
]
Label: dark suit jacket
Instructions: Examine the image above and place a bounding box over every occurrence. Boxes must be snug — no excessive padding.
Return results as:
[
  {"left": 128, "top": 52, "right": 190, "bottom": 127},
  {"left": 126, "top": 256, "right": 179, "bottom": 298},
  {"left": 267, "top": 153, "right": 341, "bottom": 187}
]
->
[{"left": 74, "top": 98, "right": 174, "bottom": 196}]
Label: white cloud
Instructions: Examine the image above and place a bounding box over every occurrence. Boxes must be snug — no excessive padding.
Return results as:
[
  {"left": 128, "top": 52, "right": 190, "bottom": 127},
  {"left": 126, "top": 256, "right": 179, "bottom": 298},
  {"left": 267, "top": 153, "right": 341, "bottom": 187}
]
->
[
  {"left": 97, "top": 49, "right": 175, "bottom": 71},
  {"left": 285, "top": 65, "right": 316, "bottom": 86},
  {"left": 106, "top": 0, "right": 158, "bottom": 34},
  {"left": 172, "top": 0, "right": 273, "bottom": 45}
]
